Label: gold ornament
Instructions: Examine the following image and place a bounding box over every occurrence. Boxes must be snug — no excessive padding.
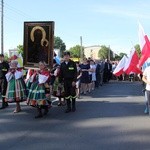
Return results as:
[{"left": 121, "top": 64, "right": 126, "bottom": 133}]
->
[{"left": 30, "top": 26, "right": 49, "bottom": 47}]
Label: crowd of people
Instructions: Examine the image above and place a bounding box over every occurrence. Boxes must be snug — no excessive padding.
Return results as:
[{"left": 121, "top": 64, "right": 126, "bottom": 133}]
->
[
  {"left": 1, "top": 52, "right": 142, "bottom": 119},
  {"left": 0, "top": 52, "right": 77, "bottom": 118}
]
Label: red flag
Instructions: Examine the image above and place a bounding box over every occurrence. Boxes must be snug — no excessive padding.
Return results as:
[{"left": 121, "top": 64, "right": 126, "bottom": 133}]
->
[
  {"left": 138, "top": 23, "right": 150, "bottom": 67},
  {"left": 113, "top": 55, "right": 128, "bottom": 76},
  {"left": 124, "top": 48, "right": 141, "bottom": 74}
]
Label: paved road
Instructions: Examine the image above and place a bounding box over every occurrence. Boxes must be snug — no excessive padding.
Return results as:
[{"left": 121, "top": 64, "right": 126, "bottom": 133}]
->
[{"left": 0, "top": 81, "right": 149, "bottom": 150}]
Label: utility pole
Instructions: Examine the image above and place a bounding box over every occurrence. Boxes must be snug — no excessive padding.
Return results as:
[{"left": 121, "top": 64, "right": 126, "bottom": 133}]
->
[
  {"left": 80, "top": 36, "right": 83, "bottom": 62},
  {"left": 1, "top": 0, "right": 4, "bottom": 54},
  {"left": 108, "top": 45, "right": 110, "bottom": 60}
]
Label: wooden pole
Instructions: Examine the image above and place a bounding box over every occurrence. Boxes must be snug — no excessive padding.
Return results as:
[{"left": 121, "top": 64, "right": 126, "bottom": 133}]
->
[{"left": 1, "top": 0, "right": 4, "bottom": 54}]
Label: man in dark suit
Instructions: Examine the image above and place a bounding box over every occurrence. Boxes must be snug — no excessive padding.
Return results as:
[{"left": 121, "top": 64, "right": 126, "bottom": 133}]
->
[
  {"left": 95, "top": 60, "right": 100, "bottom": 88},
  {"left": 99, "top": 60, "right": 104, "bottom": 86},
  {"left": 107, "top": 60, "right": 112, "bottom": 81},
  {"left": 103, "top": 59, "right": 109, "bottom": 83},
  {"left": 103, "top": 59, "right": 112, "bottom": 83}
]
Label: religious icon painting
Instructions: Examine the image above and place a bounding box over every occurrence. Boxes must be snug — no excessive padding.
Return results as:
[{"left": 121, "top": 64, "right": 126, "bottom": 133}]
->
[{"left": 24, "top": 21, "right": 54, "bottom": 69}]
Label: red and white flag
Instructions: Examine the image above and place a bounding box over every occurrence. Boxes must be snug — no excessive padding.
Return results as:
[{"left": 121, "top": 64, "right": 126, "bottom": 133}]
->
[
  {"left": 123, "top": 48, "right": 141, "bottom": 74},
  {"left": 138, "top": 23, "right": 150, "bottom": 67},
  {"left": 113, "top": 55, "right": 128, "bottom": 76}
]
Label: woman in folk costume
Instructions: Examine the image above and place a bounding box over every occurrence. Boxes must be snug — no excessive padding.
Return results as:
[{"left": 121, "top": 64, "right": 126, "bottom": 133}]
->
[
  {"left": 51, "top": 59, "right": 65, "bottom": 106},
  {"left": 27, "top": 61, "right": 50, "bottom": 118},
  {"left": 5, "top": 60, "right": 27, "bottom": 113},
  {"left": 25, "top": 69, "right": 34, "bottom": 94}
]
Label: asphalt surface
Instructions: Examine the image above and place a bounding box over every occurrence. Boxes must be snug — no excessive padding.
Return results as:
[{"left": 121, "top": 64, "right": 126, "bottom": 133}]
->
[{"left": 0, "top": 80, "right": 149, "bottom": 150}]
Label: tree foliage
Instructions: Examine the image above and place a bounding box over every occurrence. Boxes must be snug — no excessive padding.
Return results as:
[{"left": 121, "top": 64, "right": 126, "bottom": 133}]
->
[
  {"left": 4, "top": 52, "right": 9, "bottom": 61},
  {"left": 69, "top": 45, "right": 84, "bottom": 58},
  {"left": 54, "top": 36, "right": 66, "bottom": 57},
  {"left": 114, "top": 52, "right": 127, "bottom": 60},
  {"left": 54, "top": 36, "right": 66, "bottom": 51},
  {"left": 134, "top": 44, "right": 141, "bottom": 57},
  {"left": 119, "top": 52, "right": 127, "bottom": 58},
  {"left": 17, "top": 45, "right": 23, "bottom": 57},
  {"left": 98, "top": 45, "right": 114, "bottom": 60}
]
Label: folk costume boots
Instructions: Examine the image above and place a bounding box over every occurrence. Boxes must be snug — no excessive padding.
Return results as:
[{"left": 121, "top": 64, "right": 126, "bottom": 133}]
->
[
  {"left": 65, "top": 98, "right": 76, "bottom": 113},
  {"left": 65, "top": 98, "right": 71, "bottom": 113},
  {"left": 72, "top": 98, "right": 76, "bottom": 112}
]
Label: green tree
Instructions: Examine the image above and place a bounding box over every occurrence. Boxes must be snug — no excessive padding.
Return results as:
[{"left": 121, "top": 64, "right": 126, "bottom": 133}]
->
[
  {"left": 134, "top": 44, "right": 141, "bottom": 57},
  {"left": 114, "top": 54, "right": 120, "bottom": 61},
  {"left": 4, "top": 52, "right": 9, "bottom": 61},
  {"left": 54, "top": 36, "right": 66, "bottom": 57},
  {"left": 17, "top": 45, "right": 23, "bottom": 57},
  {"left": 119, "top": 52, "right": 127, "bottom": 58},
  {"left": 69, "top": 45, "right": 84, "bottom": 58},
  {"left": 114, "top": 52, "right": 127, "bottom": 60},
  {"left": 98, "top": 45, "right": 113, "bottom": 60}
]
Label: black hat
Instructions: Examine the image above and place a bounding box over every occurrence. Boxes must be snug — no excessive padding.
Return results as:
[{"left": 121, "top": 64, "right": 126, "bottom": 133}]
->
[
  {"left": 0, "top": 54, "right": 4, "bottom": 57},
  {"left": 63, "top": 51, "right": 70, "bottom": 56}
]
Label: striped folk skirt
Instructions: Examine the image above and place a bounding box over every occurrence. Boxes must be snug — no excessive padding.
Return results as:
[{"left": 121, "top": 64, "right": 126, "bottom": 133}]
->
[
  {"left": 27, "top": 81, "right": 50, "bottom": 107},
  {"left": 52, "top": 77, "right": 65, "bottom": 98},
  {"left": 26, "top": 79, "right": 32, "bottom": 95},
  {"left": 5, "top": 77, "right": 27, "bottom": 103}
]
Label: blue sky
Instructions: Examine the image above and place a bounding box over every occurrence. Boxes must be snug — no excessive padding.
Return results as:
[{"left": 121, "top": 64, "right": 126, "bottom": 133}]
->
[{"left": 2, "top": 0, "right": 150, "bottom": 55}]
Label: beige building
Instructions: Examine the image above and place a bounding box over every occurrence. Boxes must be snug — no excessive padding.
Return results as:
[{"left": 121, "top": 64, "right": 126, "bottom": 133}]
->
[
  {"left": 84, "top": 45, "right": 101, "bottom": 60},
  {"left": 9, "top": 48, "right": 18, "bottom": 57}
]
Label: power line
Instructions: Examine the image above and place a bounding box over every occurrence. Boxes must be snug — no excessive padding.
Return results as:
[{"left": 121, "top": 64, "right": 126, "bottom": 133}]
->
[
  {"left": 4, "top": 14, "right": 21, "bottom": 23},
  {"left": 0, "top": 1, "right": 33, "bottom": 54},
  {"left": 4, "top": 2, "right": 37, "bottom": 20}
]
